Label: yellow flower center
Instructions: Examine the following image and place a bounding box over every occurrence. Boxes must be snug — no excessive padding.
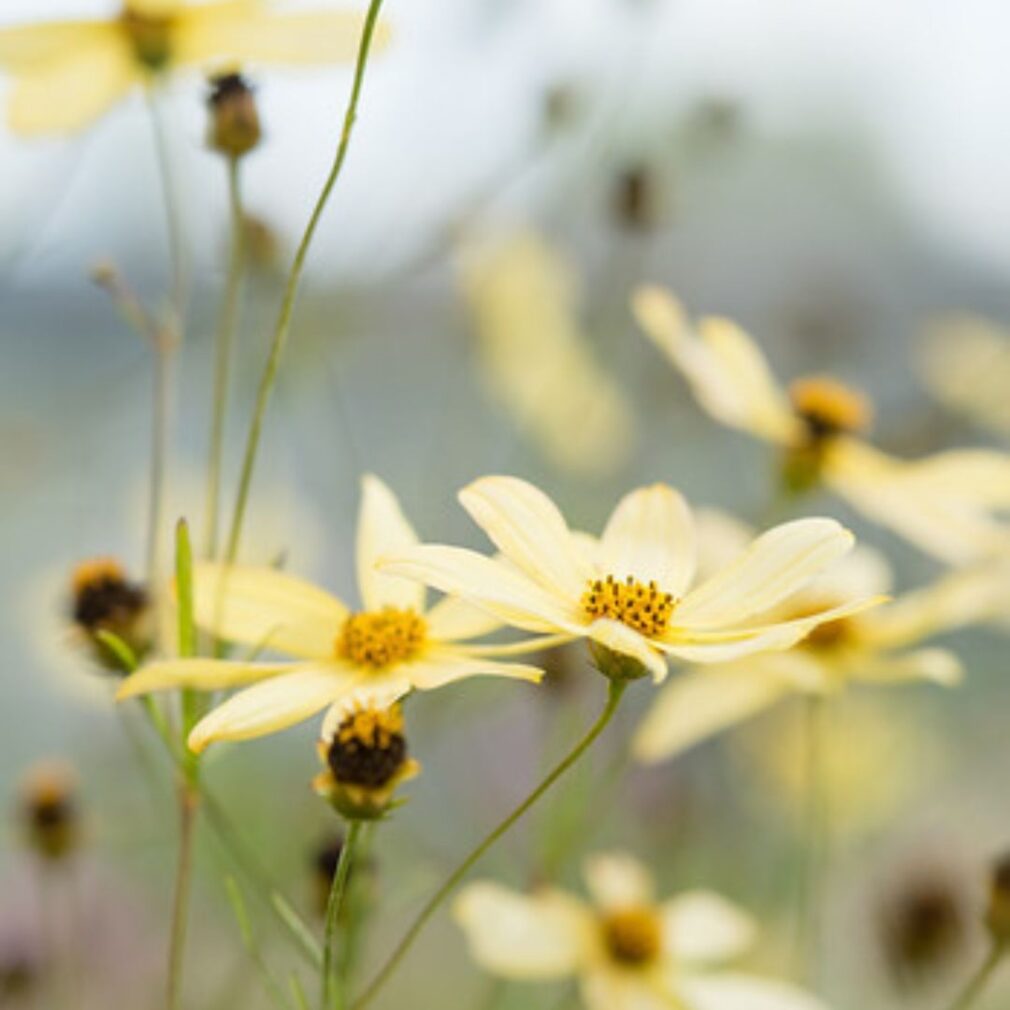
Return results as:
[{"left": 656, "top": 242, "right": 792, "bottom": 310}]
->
[
  {"left": 601, "top": 907, "right": 663, "bottom": 967},
  {"left": 336, "top": 608, "right": 427, "bottom": 669},
  {"left": 120, "top": 5, "right": 177, "bottom": 70},
  {"left": 581, "top": 575, "right": 675, "bottom": 638},
  {"left": 789, "top": 375, "right": 872, "bottom": 440}
]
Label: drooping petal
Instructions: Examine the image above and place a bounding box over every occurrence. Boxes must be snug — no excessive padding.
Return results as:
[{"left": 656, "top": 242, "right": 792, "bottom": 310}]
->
[
  {"left": 675, "top": 519, "right": 854, "bottom": 629},
  {"left": 7, "top": 28, "right": 137, "bottom": 135},
  {"left": 632, "top": 286, "right": 800, "bottom": 446},
  {"left": 187, "top": 667, "right": 350, "bottom": 752},
  {"left": 631, "top": 656, "right": 822, "bottom": 763},
  {"left": 587, "top": 619, "right": 668, "bottom": 683},
  {"left": 425, "top": 594, "right": 503, "bottom": 641},
  {"left": 378, "top": 545, "right": 579, "bottom": 633},
  {"left": 581, "top": 972, "right": 679, "bottom": 1010},
  {"left": 174, "top": 2, "right": 392, "bottom": 67},
  {"left": 190, "top": 562, "right": 347, "bottom": 660},
  {"left": 405, "top": 649, "right": 543, "bottom": 690},
  {"left": 459, "top": 476, "right": 589, "bottom": 598},
  {"left": 321, "top": 674, "right": 412, "bottom": 739},
  {"left": 848, "top": 648, "right": 963, "bottom": 687},
  {"left": 453, "top": 882, "right": 592, "bottom": 979},
  {"left": 355, "top": 475, "right": 424, "bottom": 612},
  {"left": 116, "top": 658, "right": 294, "bottom": 700},
  {"left": 678, "top": 973, "right": 829, "bottom": 1010},
  {"left": 599, "top": 484, "right": 696, "bottom": 596},
  {"left": 661, "top": 892, "right": 755, "bottom": 965},
  {"left": 583, "top": 852, "right": 655, "bottom": 911}
]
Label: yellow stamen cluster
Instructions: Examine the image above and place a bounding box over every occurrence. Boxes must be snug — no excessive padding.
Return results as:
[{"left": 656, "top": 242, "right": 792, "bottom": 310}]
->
[
  {"left": 581, "top": 575, "right": 675, "bottom": 638},
  {"left": 327, "top": 703, "right": 408, "bottom": 791},
  {"left": 789, "top": 375, "right": 872, "bottom": 439},
  {"left": 120, "top": 6, "right": 176, "bottom": 70},
  {"left": 337, "top": 608, "right": 427, "bottom": 669},
  {"left": 336, "top": 704, "right": 406, "bottom": 752},
  {"left": 601, "top": 907, "right": 663, "bottom": 966}
]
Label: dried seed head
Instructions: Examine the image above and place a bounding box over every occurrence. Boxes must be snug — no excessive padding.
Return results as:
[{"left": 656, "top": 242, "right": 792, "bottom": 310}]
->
[
  {"left": 70, "top": 558, "right": 151, "bottom": 672},
  {"left": 207, "top": 72, "right": 261, "bottom": 159},
  {"left": 19, "top": 763, "right": 80, "bottom": 862}
]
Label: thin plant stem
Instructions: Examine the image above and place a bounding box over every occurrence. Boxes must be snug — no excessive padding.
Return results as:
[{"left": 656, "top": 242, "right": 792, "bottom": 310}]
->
[
  {"left": 945, "top": 942, "right": 1007, "bottom": 1010},
  {"left": 797, "top": 694, "right": 828, "bottom": 982},
  {"left": 353, "top": 680, "right": 627, "bottom": 1010},
  {"left": 204, "top": 156, "right": 245, "bottom": 561},
  {"left": 322, "top": 821, "right": 363, "bottom": 1010},
  {"left": 167, "top": 784, "right": 199, "bottom": 1010},
  {"left": 223, "top": 0, "right": 387, "bottom": 567},
  {"left": 147, "top": 335, "right": 173, "bottom": 589}
]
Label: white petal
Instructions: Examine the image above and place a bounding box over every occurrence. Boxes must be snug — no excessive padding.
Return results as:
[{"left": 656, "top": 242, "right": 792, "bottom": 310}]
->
[
  {"left": 676, "top": 519, "right": 854, "bottom": 629},
  {"left": 116, "top": 658, "right": 293, "bottom": 700},
  {"left": 425, "top": 594, "right": 503, "bottom": 641},
  {"left": 661, "top": 893, "right": 756, "bottom": 965},
  {"left": 190, "top": 562, "right": 347, "bottom": 660},
  {"left": 459, "top": 476, "right": 588, "bottom": 598},
  {"left": 405, "top": 648, "right": 543, "bottom": 690},
  {"left": 187, "top": 667, "right": 350, "bottom": 752},
  {"left": 453, "top": 882, "right": 591, "bottom": 979},
  {"left": 379, "top": 545, "right": 579, "bottom": 634},
  {"left": 356, "top": 475, "right": 424, "bottom": 612},
  {"left": 583, "top": 852, "right": 655, "bottom": 910},
  {"left": 599, "top": 485, "right": 696, "bottom": 596},
  {"left": 850, "top": 648, "right": 963, "bottom": 687},
  {"left": 679, "top": 973, "right": 829, "bottom": 1010},
  {"left": 581, "top": 971, "right": 678, "bottom": 1010}
]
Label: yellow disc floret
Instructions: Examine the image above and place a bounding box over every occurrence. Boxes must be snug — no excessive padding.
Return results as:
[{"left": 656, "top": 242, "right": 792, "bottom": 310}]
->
[
  {"left": 601, "top": 907, "right": 663, "bottom": 967},
  {"left": 581, "top": 575, "right": 675, "bottom": 638},
  {"left": 337, "top": 608, "right": 427, "bottom": 669},
  {"left": 789, "top": 375, "right": 872, "bottom": 439}
]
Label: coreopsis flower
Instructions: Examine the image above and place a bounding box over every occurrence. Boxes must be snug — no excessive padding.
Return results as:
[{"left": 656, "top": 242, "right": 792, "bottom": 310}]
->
[
  {"left": 921, "top": 314, "right": 1010, "bottom": 438},
  {"left": 0, "top": 0, "right": 390, "bottom": 136},
  {"left": 69, "top": 558, "right": 151, "bottom": 673},
  {"left": 633, "top": 510, "right": 1001, "bottom": 763},
  {"left": 633, "top": 285, "right": 1010, "bottom": 565},
  {"left": 19, "top": 762, "right": 80, "bottom": 862},
  {"left": 116, "top": 476, "right": 542, "bottom": 752},
  {"left": 313, "top": 700, "right": 419, "bottom": 820},
  {"left": 460, "top": 231, "right": 635, "bottom": 477},
  {"left": 379, "top": 476, "right": 879, "bottom": 684},
  {"left": 455, "top": 852, "right": 828, "bottom": 1010},
  {"left": 206, "top": 71, "right": 260, "bottom": 159}
]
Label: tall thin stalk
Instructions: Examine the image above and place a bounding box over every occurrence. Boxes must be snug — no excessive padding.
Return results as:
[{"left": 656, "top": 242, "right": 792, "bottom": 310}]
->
[{"left": 321, "top": 821, "right": 364, "bottom": 1010}]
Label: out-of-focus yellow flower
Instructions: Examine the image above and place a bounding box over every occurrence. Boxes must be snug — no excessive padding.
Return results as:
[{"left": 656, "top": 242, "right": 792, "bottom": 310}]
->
[
  {"left": 460, "top": 231, "right": 635, "bottom": 477},
  {"left": 116, "top": 475, "right": 542, "bottom": 752},
  {"left": 633, "top": 510, "right": 1003, "bottom": 764},
  {"left": 921, "top": 314, "right": 1010, "bottom": 437},
  {"left": 634, "top": 286, "right": 1010, "bottom": 566},
  {"left": 0, "top": 0, "right": 391, "bottom": 136},
  {"left": 455, "top": 851, "right": 829, "bottom": 1010},
  {"left": 379, "top": 476, "right": 880, "bottom": 684}
]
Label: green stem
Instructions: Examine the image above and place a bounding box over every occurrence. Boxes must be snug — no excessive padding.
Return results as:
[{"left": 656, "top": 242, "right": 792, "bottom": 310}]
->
[
  {"left": 352, "top": 680, "right": 626, "bottom": 1010},
  {"left": 797, "top": 695, "right": 828, "bottom": 982},
  {"left": 204, "top": 156, "right": 245, "bottom": 562},
  {"left": 147, "top": 86, "right": 187, "bottom": 321},
  {"left": 167, "top": 783, "right": 199, "bottom": 1010},
  {"left": 322, "top": 821, "right": 363, "bottom": 1010},
  {"left": 945, "top": 942, "right": 1007, "bottom": 1010},
  {"left": 146, "top": 334, "right": 172, "bottom": 591},
  {"left": 223, "top": 0, "right": 387, "bottom": 567}
]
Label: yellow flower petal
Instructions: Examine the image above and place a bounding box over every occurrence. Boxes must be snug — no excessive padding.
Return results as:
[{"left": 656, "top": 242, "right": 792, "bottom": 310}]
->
[
  {"left": 587, "top": 619, "right": 668, "bottom": 683},
  {"left": 848, "top": 647, "right": 962, "bottom": 686},
  {"left": 424, "top": 594, "right": 503, "bottom": 641},
  {"left": 174, "top": 3, "right": 392, "bottom": 67},
  {"left": 632, "top": 285, "right": 800, "bottom": 446},
  {"left": 190, "top": 562, "right": 347, "bottom": 660},
  {"left": 454, "top": 882, "right": 591, "bottom": 979},
  {"left": 0, "top": 20, "right": 112, "bottom": 71},
  {"left": 679, "top": 974, "right": 829, "bottom": 1010},
  {"left": 459, "top": 476, "right": 589, "bottom": 599},
  {"left": 116, "top": 658, "right": 293, "bottom": 700},
  {"left": 583, "top": 852, "right": 655, "bottom": 911},
  {"left": 321, "top": 674, "right": 412, "bottom": 739},
  {"left": 599, "top": 484, "right": 695, "bottom": 596},
  {"left": 6, "top": 28, "right": 137, "bottom": 135},
  {"left": 675, "top": 519, "right": 853, "bottom": 629},
  {"left": 581, "top": 973, "right": 676, "bottom": 1010},
  {"left": 660, "top": 892, "right": 755, "bottom": 965},
  {"left": 404, "top": 649, "right": 543, "bottom": 690},
  {"left": 356, "top": 474, "right": 424, "bottom": 612},
  {"left": 188, "top": 667, "right": 348, "bottom": 752},
  {"left": 379, "top": 545, "right": 578, "bottom": 634}
]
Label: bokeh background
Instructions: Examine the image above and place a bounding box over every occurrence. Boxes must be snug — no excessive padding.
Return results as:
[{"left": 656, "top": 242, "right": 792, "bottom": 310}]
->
[{"left": 4, "top": 1, "right": 1010, "bottom": 1007}]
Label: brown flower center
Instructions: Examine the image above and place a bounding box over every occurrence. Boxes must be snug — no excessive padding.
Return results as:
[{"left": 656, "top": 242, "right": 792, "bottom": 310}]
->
[
  {"left": 581, "top": 575, "right": 675, "bottom": 638},
  {"left": 601, "top": 907, "right": 663, "bottom": 967},
  {"left": 336, "top": 608, "right": 427, "bottom": 669},
  {"left": 789, "top": 375, "right": 872, "bottom": 440},
  {"left": 327, "top": 704, "right": 408, "bottom": 789}
]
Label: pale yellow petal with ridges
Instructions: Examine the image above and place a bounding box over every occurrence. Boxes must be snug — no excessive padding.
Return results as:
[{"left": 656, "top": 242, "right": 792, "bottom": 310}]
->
[
  {"left": 404, "top": 648, "right": 543, "bottom": 690},
  {"left": 661, "top": 892, "right": 756, "bottom": 965},
  {"left": 356, "top": 474, "right": 424, "bottom": 612},
  {"left": 190, "top": 562, "right": 347, "bottom": 660},
  {"left": 0, "top": 20, "right": 113, "bottom": 71},
  {"left": 116, "top": 658, "right": 295, "bottom": 700},
  {"left": 424, "top": 593, "right": 503, "bottom": 641}
]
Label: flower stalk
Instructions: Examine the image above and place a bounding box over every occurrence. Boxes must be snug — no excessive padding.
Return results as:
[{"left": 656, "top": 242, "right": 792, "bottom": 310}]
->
[{"left": 321, "top": 820, "right": 364, "bottom": 1010}]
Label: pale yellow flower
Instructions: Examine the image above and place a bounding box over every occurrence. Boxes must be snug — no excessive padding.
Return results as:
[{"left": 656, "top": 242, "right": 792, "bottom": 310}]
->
[
  {"left": 116, "top": 475, "right": 542, "bottom": 752},
  {"left": 379, "top": 476, "right": 879, "bottom": 684},
  {"left": 460, "top": 230, "right": 635, "bottom": 476},
  {"left": 633, "top": 285, "right": 1010, "bottom": 565},
  {"left": 0, "top": 0, "right": 390, "bottom": 136},
  {"left": 921, "top": 314, "right": 1010, "bottom": 437},
  {"left": 633, "top": 510, "right": 1003, "bottom": 764},
  {"left": 455, "top": 852, "right": 829, "bottom": 1010}
]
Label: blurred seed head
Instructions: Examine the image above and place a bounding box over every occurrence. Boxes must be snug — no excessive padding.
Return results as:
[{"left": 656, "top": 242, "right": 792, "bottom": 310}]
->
[
  {"left": 611, "top": 163, "right": 666, "bottom": 232},
  {"left": 18, "top": 761, "right": 80, "bottom": 862},
  {"left": 985, "top": 852, "right": 1010, "bottom": 943},
  {"left": 207, "top": 72, "right": 262, "bottom": 159}
]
